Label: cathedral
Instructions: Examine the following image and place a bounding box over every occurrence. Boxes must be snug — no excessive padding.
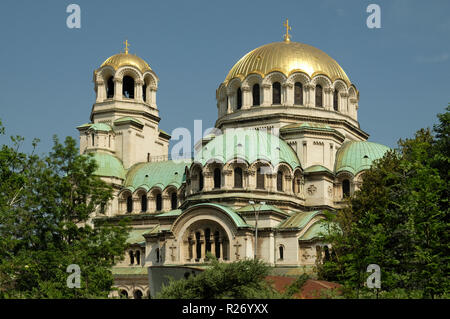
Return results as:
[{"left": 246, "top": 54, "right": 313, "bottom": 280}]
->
[{"left": 77, "top": 24, "right": 389, "bottom": 298}]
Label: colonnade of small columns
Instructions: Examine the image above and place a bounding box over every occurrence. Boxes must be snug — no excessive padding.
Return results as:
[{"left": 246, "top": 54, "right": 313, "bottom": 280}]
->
[
  {"left": 184, "top": 229, "right": 228, "bottom": 262},
  {"left": 95, "top": 75, "right": 157, "bottom": 108},
  {"left": 188, "top": 166, "right": 305, "bottom": 197},
  {"left": 220, "top": 82, "right": 356, "bottom": 119}
]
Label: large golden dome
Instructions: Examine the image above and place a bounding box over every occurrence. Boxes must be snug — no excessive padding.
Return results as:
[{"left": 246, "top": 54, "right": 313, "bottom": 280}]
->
[
  {"left": 224, "top": 41, "right": 350, "bottom": 85},
  {"left": 100, "top": 52, "right": 152, "bottom": 73}
]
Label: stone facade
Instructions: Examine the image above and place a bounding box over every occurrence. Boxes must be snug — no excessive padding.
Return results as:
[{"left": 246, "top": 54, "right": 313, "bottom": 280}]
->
[{"left": 78, "top": 39, "right": 389, "bottom": 298}]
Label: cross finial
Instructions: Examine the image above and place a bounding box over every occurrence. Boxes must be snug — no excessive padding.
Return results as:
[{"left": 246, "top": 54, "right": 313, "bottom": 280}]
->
[
  {"left": 124, "top": 39, "right": 130, "bottom": 54},
  {"left": 283, "top": 19, "right": 291, "bottom": 42}
]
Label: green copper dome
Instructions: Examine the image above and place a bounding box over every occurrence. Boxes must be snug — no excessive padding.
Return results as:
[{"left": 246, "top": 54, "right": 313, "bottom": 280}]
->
[
  {"left": 124, "top": 160, "right": 191, "bottom": 191},
  {"left": 335, "top": 141, "right": 390, "bottom": 175},
  {"left": 89, "top": 152, "right": 125, "bottom": 179},
  {"left": 195, "top": 130, "right": 301, "bottom": 170}
]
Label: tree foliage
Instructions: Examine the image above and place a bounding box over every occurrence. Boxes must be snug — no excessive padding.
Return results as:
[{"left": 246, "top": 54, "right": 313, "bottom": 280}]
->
[
  {"left": 157, "top": 256, "right": 289, "bottom": 299},
  {"left": 317, "top": 106, "right": 450, "bottom": 298},
  {"left": 0, "top": 122, "right": 130, "bottom": 298}
]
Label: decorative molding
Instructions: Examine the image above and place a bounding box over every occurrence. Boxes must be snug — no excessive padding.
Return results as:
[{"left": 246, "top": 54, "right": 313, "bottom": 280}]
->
[{"left": 307, "top": 184, "right": 317, "bottom": 195}]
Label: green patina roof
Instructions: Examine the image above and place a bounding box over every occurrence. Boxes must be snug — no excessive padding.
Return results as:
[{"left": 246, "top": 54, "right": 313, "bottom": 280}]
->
[
  {"left": 304, "top": 165, "right": 334, "bottom": 174},
  {"left": 126, "top": 228, "right": 153, "bottom": 245},
  {"left": 236, "top": 204, "right": 289, "bottom": 216},
  {"left": 90, "top": 123, "right": 113, "bottom": 132},
  {"left": 156, "top": 209, "right": 183, "bottom": 217},
  {"left": 88, "top": 152, "right": 125, "bottom": 179},
  {"left": 278, "top": 210, "right": 322, "bottom": 229},
  {"left": 194, "top": 129, "right": 301, "bottom": 169},
  {"left": 114, "top": 116, "right": 143, "bottom": 126},
  {"left": 335, "top": 141, "right": 390, "bottom": 175},
  {"left": 125, "top": 160, "right": 191, "bottom": 191},
  {"left": 187, "top": 203, "right": 251, "bottom": 228},
  {"left": 299, "top": 220, "right": 329, "bottom": 241},
  {"left": 77, "top": 122, "right": 113, "bottom": 132}
]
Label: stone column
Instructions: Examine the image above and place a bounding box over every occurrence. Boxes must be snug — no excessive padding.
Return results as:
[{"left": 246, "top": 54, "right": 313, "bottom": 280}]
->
[
  {"left": 283, "top": 83, "right": 293, "bottom": 105},
  {"left": 203, "top": 171, "right": 213, "bottom": 191},
  {"left": 261, "top": 84, "right": 271, "bottom": 106},
  {"left": 305, "top": 84, "right": 315, "bottom": 107},
  {"left": 285, "top": 175, "right": 293, "bottom": 194},
  {"left": 201, "top": 231, "right": 206, "bottom": 262},
  {"left": 96, "top": 80, "right": 105, "bottom": 103},
  {"left": 241, "top": 86, "right": 251, "bottom": 109},
  {"left": 223, "top": 169, "right": 232, "bottom": 189},
  {"left": 162, "top": 195, "right": 170, "bottom": 212},
  {"left": 245, "top": 169, "right": 256, "bottom": 189},
  {"left": 340, "top": 92, "right": 349, "bottom": 115},
  {"left": 149, "top": 85, "right": 157, "bottom": 108},
  {"left": 324, "top": 87, "right": 333, "bottom": 110},
  {"left": 114, "top": 78, "right": 122, "bottom": 101},
  {"left": 135, "top": 80, "right": 143, "bottom": 102}
]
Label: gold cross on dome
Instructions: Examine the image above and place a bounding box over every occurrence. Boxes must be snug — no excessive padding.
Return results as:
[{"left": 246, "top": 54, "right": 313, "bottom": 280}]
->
[
  {"left": 283, "top": 19, "right": 291, "bottom": 42},
  {"left": 124, "top": 39, "right": 130, "bottom": 54}
]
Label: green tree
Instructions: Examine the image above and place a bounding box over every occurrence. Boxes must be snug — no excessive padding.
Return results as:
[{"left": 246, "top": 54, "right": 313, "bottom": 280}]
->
[
  {"left": 157, "top": 257, "right": 283, "bottom": 299},
  {"left": 0, "top": 121, "right": 130, "bottom": 298},
  {"left": 157, "top": 255, "right": 310, "bottom": 299},
  {"left": 317, "top": 107, "right": 449, "bottom": 299}
]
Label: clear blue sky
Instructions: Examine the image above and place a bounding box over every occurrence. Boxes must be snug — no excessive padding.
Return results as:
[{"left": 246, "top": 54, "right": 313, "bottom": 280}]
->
[{"left": 0, "top": 0, "right": 449, "bottom": 155}]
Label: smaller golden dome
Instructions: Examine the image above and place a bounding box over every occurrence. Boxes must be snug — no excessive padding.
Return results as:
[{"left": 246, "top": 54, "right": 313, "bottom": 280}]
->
[{"left": 100, "top": 53, "right": 152, "bottom": 73}]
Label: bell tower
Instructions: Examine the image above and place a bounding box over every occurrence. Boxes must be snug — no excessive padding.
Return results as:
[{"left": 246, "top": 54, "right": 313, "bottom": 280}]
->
[{"left": 77, "top": 41, "right": 170, "bottom": 169}]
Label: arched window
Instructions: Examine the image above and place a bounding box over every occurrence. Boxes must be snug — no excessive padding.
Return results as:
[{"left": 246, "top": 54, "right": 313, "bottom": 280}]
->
[
  {"left": 133, "top": 290, "right": 143, "bottom": 299},
  {"left": 324, "top": 245, "right": 330, "bottom": 261},
  {"left": 171, "top": 192, "right": 177, "bottom": 210},
  {"left": 126, "top": 195, "right": 133, "bottom": 213},
  {"left": 294, "top": 82, "right": 303, "bottom": 105},
  {"left": 135, "top": 250, "right": 141, "bottom": 265},
  {"left": 122, "top": 76, "right": 135, "bottom": 99},
  {"left": 129, "top": 250, "right": 134, "bottom": 264},
  {"left": 108, "top": 135, "right": 111, "bottom": 148},
  {"left": 256, "top": 167, "right": 265, "bottom": 189},
  {"left": 156, "top": 193, "right": 162, "bottom": 211},
  {"left": 213, "top": 168, "right": 221, "bottom": 189},
  {"left": 141, "top": 194, "right": 147, "bottom": 212},
  {"left": 143, "top": 84, "right": 147, "bottom": 102},
  {"left": 120, "top": 290, "right": 128, "bottom": 299},
  {"left": 91, "top": 133, "right": 95, "bottom": 146},
  {"left": 252, "top": 84, "right": 260, "bottom": 106},
  {"left": 199, "top": 171, "right": 204, "bottom": 191},
  {"left": 315, "top": 84, "right": 323, "bottom": 107},
  {"left": 277, "top": 171, "right": 283, "bottom": 191},
  {"left": 155, "top": 248, "right": 160, "bottom": 262},
  {"left": 106, "top": 76, "right": 114, "bottom": 98},
  {"left": 333, "top": 89, "right": 339, "bottom": 111},
  {"left": 279, "top": 246, "right": 284, "bottom": 260},
  {"left": 272, "top": 82, "right": 281, "bottom": 104},
  {"left": 342, "top": 179, "right": 350, "bottom": 197},
  {"left": 234, "top": 167, "right": 243, "bottom": 188},
  {"left": 236, "top": 88, "right": 242, "bottom": 109}
]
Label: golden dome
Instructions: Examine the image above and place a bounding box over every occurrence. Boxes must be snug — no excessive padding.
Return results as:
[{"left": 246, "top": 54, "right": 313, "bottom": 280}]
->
[
  {"left": 224, "top": 41, "right": 351, "bottom": 86},
  {"left": 100, "top": 53, "right": 152, "bottom": 73}
]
